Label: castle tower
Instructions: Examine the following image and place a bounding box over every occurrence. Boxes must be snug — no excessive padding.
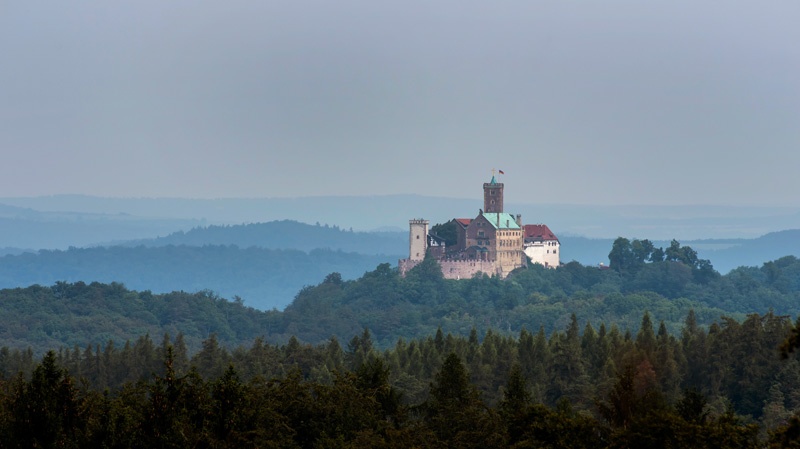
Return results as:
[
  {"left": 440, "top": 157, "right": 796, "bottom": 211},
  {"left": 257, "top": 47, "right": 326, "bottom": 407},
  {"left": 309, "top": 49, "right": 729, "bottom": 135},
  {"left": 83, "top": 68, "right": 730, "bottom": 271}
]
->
[
  {"left": 408, "top": 219, "right": 429, "bottom": 261},
  {"left": 483, "top": 175, "right": 504, "bottom": 213}
]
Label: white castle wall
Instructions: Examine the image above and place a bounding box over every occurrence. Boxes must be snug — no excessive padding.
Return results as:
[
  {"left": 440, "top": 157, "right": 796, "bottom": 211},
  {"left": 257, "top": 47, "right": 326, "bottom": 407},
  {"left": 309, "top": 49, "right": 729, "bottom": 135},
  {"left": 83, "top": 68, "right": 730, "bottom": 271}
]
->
[
  {"left": 408, "top": 219, "right": 429, "bottom": 261},
  {"left": 524, "top": 240, "right": 560, "bottom": 268}
]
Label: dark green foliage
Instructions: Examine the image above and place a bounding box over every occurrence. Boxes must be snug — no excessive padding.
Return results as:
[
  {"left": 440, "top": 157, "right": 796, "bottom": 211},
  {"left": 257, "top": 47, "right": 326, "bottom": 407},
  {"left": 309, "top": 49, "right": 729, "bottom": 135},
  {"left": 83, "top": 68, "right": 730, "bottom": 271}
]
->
[
  {"left": 6, "top": 351, "right": 86, "bottom": 448},
  {"left": 430, "top": 221, "right": 458, "bottom": 248},
  {"left": 676, "top": 388, "right": 708, "bottom": 424},
  {"left": 608, "top": 237, "right": 637, "bottom": 272},
  {"left": 0, "top": 282, "right": 280, "bottom": 357},
  {"left": 0, "top": 316, "right": 793, "bottom": 448},
  {"left": 1, "top": 234, "right": 800, "bottom": 445},
  {"left": 425, "top": 353, "right": 504, "bottom": 448},
  {"left": 5, "top": 246, "right": 800, "bottom": 357}
]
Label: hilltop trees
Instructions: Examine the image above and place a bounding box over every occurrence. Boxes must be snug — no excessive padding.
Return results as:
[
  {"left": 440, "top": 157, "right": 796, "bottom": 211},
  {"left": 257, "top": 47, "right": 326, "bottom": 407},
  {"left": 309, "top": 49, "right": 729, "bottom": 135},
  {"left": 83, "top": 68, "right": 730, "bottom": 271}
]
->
[
  {"left": 6, "top": 234, "right": 800, "bottom": 359},
  {"left": 608, "top": 238, "right": 719, "bottom": 296},
  {"left": 430, "top": 221, "right": 458, "bottom": 248}
]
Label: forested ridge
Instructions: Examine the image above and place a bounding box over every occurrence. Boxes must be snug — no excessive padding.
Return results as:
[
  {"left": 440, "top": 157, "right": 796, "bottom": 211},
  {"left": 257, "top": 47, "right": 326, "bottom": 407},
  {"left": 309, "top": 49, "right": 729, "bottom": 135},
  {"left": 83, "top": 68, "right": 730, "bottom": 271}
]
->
[
  {"left": 0, "top": 244, "right": 398, "bottom": 310},
  {"left": 124, "top": 220, "right": 407, "bottom": 255},
  {"left": 3, "top": 244, "right": 800, "bottom": 354}
]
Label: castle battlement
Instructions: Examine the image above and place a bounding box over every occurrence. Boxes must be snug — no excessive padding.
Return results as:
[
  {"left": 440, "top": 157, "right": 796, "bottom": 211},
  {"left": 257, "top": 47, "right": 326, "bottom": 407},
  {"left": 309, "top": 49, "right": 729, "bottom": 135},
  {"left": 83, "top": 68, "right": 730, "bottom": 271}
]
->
[{"left": 398, "top": 257, "right": 503, "bottom": 279}]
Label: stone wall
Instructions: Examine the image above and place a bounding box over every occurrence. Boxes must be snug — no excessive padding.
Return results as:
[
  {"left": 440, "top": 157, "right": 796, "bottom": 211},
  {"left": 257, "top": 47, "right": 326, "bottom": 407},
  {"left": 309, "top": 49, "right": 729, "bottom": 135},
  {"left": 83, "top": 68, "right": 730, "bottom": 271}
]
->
[
  {"left": 438, "top": 259, "right": 500, "bottom": 279},
  {"left": 399, "top": 257, "right": 500, "bottom": 279},
  {"left": 398, "top": 258, "right": 421, "bottom": 277}
]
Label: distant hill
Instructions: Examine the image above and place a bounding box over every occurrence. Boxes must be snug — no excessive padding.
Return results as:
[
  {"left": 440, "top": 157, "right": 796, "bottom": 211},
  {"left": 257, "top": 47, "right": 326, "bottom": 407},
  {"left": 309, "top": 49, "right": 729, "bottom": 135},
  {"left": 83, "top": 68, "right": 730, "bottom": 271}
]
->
[
  {"left": 697, "top": 229, "right": 800, "bottom": 273},
  {"left": 0, "top": 247, "right": 31, "bottom": 257},
  {"left": 0, "top": 245, "right": 399, "bottom": 310},
  {"left": 125, "top": 220, "right": 407, "bottom": 255},
  {"left": 0, "top": 220, "right": 407, "bottom": 310},
  {"left": 111, "top": 218, "right": 800, "bottom": 276},
  {"left": 0, "top": 201, "right": 203, "bottom": 249},
  {"left": 2, "top": 219, "right": 795, "bottom": 310},
  {"left": 3, "top": 195, "right": 800, "bottom": 241}
]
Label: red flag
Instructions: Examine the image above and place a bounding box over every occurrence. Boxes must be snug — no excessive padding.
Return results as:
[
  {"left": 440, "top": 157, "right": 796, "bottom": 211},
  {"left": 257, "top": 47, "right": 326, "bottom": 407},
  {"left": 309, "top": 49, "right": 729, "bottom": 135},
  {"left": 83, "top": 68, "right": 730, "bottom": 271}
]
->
[{"left": 498, "top": 170, "right": 505, "bottom": 174}]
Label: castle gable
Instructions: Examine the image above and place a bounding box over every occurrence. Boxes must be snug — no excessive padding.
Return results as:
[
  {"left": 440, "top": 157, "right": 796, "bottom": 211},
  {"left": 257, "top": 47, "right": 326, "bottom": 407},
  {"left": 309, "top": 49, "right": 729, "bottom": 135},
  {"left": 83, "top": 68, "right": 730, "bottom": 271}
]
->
[
  {"left": 454, "top": 218, "right": 472, "bottom": 228},
  {"left": 524, "top": 224, "right": 558, "bottom": 242}
]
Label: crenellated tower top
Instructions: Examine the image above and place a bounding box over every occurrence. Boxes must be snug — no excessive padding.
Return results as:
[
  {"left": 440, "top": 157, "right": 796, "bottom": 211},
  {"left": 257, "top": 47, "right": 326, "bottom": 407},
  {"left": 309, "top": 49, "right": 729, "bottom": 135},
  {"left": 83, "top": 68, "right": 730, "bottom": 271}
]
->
[{"left": 483, "top": 170, "right": 504, "bottom": 213}]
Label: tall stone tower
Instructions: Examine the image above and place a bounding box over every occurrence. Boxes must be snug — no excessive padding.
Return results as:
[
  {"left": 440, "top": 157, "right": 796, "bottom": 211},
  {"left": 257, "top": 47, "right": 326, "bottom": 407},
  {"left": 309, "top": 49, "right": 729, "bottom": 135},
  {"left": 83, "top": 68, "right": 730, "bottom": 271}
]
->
[
  {"left": 408, "top": 219, "right": 429, "bottom": 261},
  {"left": 483, "top": 176, "right": 504, "bottom": 213}
]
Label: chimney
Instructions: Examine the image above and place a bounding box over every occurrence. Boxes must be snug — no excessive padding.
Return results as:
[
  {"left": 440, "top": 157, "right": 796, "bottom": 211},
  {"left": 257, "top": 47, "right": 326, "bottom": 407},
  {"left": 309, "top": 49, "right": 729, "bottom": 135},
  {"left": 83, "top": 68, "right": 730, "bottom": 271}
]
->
[{"left": 516, "top": 214, "right": 522, "bottom": 226}]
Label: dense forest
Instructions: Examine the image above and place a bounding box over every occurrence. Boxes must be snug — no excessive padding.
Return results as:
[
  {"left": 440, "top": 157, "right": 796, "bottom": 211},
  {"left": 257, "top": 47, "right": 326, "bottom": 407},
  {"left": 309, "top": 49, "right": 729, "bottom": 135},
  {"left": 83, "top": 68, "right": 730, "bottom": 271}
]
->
[
  {"left": 279, "top": 242, "right": 800, "bottom": 347},
  {"left": 2, "top": 239, "right": 800, "bottom": 445},
  {"left": 2, "top": 243, "right": 800, "bottom": 353},
  {"left": 2, "top": 311, "right": 800, "bottom": 447}
]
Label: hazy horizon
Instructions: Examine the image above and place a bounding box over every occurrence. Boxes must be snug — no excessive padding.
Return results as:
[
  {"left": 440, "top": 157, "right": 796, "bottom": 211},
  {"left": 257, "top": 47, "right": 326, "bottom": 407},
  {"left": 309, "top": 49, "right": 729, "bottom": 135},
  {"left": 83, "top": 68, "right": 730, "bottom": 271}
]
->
[
  {"left": 8, "top": 191, "right": 800, "bottom": 208},
  {"left": 2, "top": 2, "right": 799, "bottom": 207},
  {"left": 2, "top": 193, "right": 799, "bottom": 242}
]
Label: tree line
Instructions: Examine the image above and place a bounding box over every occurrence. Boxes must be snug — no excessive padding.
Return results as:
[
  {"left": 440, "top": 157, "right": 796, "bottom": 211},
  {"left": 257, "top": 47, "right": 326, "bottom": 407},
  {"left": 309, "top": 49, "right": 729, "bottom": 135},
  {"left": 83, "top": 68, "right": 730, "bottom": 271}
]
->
[
  {"left": 2, "top": 309, "right": 800, "bottom": 446},
  {"left": 2, "top": 244, "right": 800, "bottom": 355},
  {"left": 280, "top": 248, "right": 800, "bottom": 347}
]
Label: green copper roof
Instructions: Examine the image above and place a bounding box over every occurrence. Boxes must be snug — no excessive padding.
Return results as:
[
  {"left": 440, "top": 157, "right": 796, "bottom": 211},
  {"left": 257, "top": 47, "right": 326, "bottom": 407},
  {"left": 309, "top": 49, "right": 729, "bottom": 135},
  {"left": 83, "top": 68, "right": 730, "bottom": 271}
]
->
[
  {"left": 489, "top": 175, "right": 497, "bottom": 185},
  {"left": 481, "top": 213, "right": 520, "bottom": 229}
]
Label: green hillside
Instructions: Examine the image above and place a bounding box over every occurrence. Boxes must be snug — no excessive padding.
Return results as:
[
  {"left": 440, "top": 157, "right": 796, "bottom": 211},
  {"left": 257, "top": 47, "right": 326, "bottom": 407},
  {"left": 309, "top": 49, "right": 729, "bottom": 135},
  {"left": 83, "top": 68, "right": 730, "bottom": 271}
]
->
[{"left": 3, "top": 250, "right": 800, "bottom": 355}]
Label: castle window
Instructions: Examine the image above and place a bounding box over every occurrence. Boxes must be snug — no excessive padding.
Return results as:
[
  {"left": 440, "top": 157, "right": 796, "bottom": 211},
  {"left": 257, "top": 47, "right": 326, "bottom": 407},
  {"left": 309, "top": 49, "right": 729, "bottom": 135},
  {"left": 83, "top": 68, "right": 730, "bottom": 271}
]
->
[{"left": 416, "top": 235, "right": 420, "bottom": 239}]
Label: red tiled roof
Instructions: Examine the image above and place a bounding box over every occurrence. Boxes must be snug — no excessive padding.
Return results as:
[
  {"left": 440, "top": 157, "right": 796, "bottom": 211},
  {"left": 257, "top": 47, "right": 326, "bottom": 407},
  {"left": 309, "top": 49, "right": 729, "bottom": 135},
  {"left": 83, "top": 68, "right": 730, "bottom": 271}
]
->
[
  {"left": 454, "top": 218, "right": 472, "bottom": 227},
  {"left": 523, "top": 224, "right": 558, "bottom": 241}
]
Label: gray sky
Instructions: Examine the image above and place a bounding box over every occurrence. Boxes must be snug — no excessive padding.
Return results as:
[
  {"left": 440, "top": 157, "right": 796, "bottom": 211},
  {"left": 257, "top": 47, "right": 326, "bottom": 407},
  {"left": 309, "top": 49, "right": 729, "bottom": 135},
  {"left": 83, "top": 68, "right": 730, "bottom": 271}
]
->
[{"left": 2, "top": 1, "right": 798, "bottom": 206}]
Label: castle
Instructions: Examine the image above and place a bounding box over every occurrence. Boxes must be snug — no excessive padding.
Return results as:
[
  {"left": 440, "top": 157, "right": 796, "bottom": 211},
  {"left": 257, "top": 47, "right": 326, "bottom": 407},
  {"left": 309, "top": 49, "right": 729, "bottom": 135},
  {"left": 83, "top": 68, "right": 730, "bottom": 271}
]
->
[{"left": 399, "top": 174, "right": 560, "bottom": 279}]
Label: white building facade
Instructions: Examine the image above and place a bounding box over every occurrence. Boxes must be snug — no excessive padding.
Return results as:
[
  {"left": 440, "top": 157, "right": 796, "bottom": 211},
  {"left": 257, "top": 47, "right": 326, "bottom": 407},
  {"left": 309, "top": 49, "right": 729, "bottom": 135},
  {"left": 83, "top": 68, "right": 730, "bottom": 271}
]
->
[{"left": 523, "top": 224, "right": 560, "bottom": 268}]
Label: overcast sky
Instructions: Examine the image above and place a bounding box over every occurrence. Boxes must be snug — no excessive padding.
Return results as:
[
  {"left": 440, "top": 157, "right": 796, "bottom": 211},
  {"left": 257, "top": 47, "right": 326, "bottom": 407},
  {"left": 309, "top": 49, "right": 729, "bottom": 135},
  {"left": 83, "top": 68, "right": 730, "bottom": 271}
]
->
[{"left": 1, "top": 1, "right": 798, "bottom": 206}]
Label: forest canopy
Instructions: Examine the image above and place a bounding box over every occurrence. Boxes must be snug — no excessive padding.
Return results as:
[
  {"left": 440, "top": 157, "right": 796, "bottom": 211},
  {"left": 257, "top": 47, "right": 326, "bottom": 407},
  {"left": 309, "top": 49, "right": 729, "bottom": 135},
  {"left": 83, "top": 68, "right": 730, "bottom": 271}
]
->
[
  {"left": 2, "top": 240, "right": 800, "bottom": 353},
  {"left": 2, "top": 239, "right": 800, "bottom": 446}
]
